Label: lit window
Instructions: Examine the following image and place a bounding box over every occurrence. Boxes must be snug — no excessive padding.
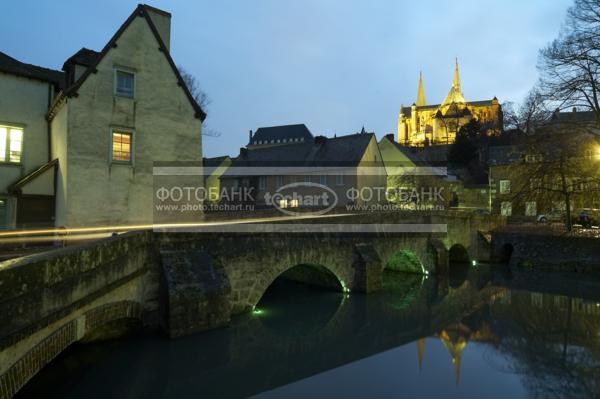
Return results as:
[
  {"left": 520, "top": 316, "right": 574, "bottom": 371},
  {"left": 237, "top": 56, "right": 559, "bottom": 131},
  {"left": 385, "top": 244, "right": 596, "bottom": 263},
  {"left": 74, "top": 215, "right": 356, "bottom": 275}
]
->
[
  {"left": 0, "top": 126, "right": 23, "bottom": 163},
  {"left": 289, "top": 199, "right": 299, "bottom": 207},
  {"left": 501, "top": 201, "right": 512, "bottom": 216},
  {"left": 336, "top": 174, "right": 344, "bottom": 186},
  {"left": 115, "top": 69, "right": 135, "bottom": 98},
  {"left": 499, "top": 180, "right": 510, "bottom": 194},
  {"left": 112, "top": 131, "right": 132, "bottom": 162},
  {"left": 278, "top": 198, "right": 288, "bottom": 208}
]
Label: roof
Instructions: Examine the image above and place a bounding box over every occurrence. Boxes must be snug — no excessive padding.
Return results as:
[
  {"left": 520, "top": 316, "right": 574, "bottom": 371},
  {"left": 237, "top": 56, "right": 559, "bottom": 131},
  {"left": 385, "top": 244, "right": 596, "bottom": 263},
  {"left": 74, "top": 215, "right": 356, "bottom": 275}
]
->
[
  {"left": 249, "top": 124, "right": 313, "bottom": 145},
  {"left": 550, "top": 110, "right": 597, "bottom": 124},
  {"left": 47, "top": 4, "right": 206, "bottom": 122},
  {"left": 232, "top": 132, "right": 377, "bottom": 169},
  {"left": 400, "top": 100, "right": 496, "bottom": 117},
  {"left": 62, "top": 48, "right": 100, "bottom": 70},
  {"left": 380, "top": 135, "right": 429, "bottom": 165},
  {"left": 203, "top": 156, "right": 230, "bottom": 167},
  {"left": 0, "top": 51, "right": 65, "bottom": 88},
  {"left": 8, "top": 159, "right": 58, "bottom": 194}
]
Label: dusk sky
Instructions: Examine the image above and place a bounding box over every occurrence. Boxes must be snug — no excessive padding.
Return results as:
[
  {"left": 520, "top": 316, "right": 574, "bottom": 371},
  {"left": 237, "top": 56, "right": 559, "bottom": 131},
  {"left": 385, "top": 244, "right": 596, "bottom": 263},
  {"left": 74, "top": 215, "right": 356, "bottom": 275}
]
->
[{"left": 2, "top": 0, "right": 572, "bottom": 157}]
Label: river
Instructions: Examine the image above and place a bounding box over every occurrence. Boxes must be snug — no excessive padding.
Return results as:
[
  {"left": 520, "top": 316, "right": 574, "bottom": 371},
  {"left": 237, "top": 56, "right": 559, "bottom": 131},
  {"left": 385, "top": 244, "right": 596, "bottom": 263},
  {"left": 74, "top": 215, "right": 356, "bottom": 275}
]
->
[{"left": 16, "top": 266, "right": 600, "bottom": 399}]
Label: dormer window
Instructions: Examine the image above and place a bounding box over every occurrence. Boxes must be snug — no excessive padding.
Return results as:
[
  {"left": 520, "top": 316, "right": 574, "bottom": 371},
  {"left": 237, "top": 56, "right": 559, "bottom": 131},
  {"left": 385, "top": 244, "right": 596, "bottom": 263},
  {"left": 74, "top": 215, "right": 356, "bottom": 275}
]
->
[{"left": 115, "top": 68, "right": 135, "bottom": 98}]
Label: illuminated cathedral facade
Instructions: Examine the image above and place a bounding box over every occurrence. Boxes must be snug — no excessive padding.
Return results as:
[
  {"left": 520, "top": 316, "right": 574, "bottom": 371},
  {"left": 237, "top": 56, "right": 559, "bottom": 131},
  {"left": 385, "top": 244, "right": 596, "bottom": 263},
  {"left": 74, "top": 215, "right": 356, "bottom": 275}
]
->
[{"left": 397, "top": 60, "right": 503, "bottom": 146}]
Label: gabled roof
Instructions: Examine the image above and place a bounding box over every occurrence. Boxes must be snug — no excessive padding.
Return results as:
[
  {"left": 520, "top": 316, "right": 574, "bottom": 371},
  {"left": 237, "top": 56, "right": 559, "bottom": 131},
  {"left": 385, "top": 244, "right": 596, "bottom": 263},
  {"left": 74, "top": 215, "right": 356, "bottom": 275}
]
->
[
  {"left": 232, "top": 132, "right": 377, "bottom": 168},
  {"left": 47, "top": 4, "right": 206, "bottom": 122},
  {"left": 0, "top": 51, "right": 65, "bottom": 88},
  {"left": 249, "top": 124, "right": 313, "bottom": 145}
]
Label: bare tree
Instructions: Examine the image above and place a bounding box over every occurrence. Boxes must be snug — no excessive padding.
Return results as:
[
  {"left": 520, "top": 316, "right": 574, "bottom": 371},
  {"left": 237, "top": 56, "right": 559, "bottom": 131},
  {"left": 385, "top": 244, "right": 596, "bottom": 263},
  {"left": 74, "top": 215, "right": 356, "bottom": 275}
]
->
[
  {"left": 502, "top": 89, "right": 550, "bottom": 134},
  {"left": 178, "top": 66, "right": 221, "bottom": 137},
  {"left": 538, "top": 0, "right": 600, "bottom": 128},
  {"left": 179, "top": 66, "right": 211, "bottom": 110}
]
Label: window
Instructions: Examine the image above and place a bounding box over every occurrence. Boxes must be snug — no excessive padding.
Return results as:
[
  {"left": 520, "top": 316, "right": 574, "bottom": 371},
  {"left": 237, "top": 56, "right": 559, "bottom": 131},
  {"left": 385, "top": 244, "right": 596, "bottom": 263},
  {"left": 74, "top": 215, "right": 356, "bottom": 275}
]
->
[
  {"left": 336, "top": 174, "right": 344, "bottom": 186},
  {"left": 531, "top": 292, "right": 543, "bottom": 308},
  {"left": 499, "top": 180, "right": 510, "bottom": 194},
  {"left": 501, "top": 201, "right": 512, "bottom": 216},
  {"left": 584, "top": 149, "right": 593, "bottom": 160},
  {"left": 289, "top": 199, "right": 299, "bottom": 208},
  {"left": 276, "top": 176, "right": 284, "bottom": 187},
  {"left": 319, "top": 175, "right": 327, "bottom": 185},
  {"left": 525, "top": 154, "right": 542, "bottom": 163},
  {"left": 258, "top": 176, "right": 266, "bottom": 190},
  {"left": 0, "top": 126, "right": 23, "bottom": 163},
  {"left": 525, "top": 201, "right": 537, "bottom": 216},
  {"left": 530, "top": 178, "right": 541, "bottom": 191},
  {"left": 304, "top": 175, "right": 311, "bottom": 183},
  {"left": 111, "top": 131, "right": 132, "bottom": 163},
  {"left": 0, "top": 199, "right": 7, "bottom": 229},
  {"left": 115, "top": 69, "right": 135, "bottom": 98}
]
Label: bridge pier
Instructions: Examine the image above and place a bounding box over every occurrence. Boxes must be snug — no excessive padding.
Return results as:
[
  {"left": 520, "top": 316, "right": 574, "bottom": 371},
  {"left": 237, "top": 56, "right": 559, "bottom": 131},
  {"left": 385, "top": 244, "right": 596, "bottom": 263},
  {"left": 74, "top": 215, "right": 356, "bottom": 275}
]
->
[
  {"left": 159, "top": 250, "right": 231, "bottom": 338},
  {"left": 352, "top": 244, "right": 383, "bottom": 293}
]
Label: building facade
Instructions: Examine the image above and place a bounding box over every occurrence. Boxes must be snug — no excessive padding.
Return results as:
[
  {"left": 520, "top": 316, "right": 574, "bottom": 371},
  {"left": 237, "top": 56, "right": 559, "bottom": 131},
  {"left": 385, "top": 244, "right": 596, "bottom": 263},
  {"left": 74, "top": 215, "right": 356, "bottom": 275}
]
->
[
  {"left": 0, "top": 5, "right": 205, "bottom": 229},
  {"left": 221, "top": 129, "right": 386, "bottom": 211},
  {"left": 397, "top": 60, "right": 502, "bottom": 147}
]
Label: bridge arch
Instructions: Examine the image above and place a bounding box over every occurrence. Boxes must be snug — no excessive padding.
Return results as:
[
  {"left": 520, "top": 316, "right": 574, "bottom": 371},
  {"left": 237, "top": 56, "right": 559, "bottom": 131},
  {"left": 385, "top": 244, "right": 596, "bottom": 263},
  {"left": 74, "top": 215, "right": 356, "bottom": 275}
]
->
[
  {"left": 248, "top": 262, "right": 346, "bottom": 311},
  {"left": 448, "top": 244, "right": 470, "bottom": 265},
  {"left": 0, "top": 300, "right": 143, "bottom": 398},
  {"left": 384, "top": 249, "right": 427, "bottom": 274}
]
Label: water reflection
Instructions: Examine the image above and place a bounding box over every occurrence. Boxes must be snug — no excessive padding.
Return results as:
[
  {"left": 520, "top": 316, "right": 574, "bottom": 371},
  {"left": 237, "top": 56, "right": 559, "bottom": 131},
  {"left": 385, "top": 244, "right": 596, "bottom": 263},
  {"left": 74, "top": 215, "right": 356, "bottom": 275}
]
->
[{"left": 17, "top": 267, "right": 600, "bottom": 399}]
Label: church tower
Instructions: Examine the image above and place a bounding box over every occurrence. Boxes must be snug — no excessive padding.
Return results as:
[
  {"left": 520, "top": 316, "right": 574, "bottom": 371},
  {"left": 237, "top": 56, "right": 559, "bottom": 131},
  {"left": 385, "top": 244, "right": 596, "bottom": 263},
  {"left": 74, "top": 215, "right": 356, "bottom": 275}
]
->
[
  {"left": 416, "top": 72, "right": 426, "bottom": 107},
  {"left": 442, "top": 58, "right": 466, "bottom": 105}
]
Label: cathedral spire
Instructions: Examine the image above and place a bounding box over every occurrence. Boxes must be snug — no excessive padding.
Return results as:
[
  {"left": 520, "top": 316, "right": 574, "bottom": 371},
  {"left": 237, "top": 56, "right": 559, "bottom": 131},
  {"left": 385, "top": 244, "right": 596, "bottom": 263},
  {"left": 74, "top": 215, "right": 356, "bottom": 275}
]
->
[
  {"left": 453, "top": 58, "right": 461, "bottom": 91},
  {"left": 416, "top": 71, "right": 426, "bottom": 106},
  {"left": 442, "top": 58, "right": 466, "bottom": 105}
]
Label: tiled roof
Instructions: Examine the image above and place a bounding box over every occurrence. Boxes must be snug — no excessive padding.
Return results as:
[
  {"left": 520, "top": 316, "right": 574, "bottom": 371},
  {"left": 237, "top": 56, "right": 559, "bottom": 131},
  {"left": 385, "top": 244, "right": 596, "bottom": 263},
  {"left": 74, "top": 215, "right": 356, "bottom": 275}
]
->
[
  {"left": 233, "top": 132, "right": 376, "bottom": 168},
  {"left": 249, "top": 124, "right": 313, "bottom": 145},
  {"left": 0, "top": 51, "right": 65, "bottom": 88}
]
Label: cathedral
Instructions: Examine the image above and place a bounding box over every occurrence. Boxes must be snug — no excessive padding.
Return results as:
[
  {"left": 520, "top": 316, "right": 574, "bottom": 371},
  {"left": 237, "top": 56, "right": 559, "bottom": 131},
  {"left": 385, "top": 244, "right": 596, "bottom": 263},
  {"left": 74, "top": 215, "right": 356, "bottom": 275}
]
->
[{"left": 397, "top": 60, "right": 502, "bottom": 146}]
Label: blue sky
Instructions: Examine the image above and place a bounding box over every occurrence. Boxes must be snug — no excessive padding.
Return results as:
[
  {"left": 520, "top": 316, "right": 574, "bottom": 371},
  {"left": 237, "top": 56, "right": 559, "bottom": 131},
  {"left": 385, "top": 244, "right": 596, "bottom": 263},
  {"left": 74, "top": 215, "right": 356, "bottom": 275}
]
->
[{"left": 2, "top": 1, "right": 572, "bottom": 157}]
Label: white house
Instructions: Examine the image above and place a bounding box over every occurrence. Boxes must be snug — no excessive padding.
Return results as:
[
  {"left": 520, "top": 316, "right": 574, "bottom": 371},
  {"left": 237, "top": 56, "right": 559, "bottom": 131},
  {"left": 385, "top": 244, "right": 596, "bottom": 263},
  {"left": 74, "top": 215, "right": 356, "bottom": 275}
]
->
[{"left": 0, "top": 4, "right": 205, "bottom": 229}]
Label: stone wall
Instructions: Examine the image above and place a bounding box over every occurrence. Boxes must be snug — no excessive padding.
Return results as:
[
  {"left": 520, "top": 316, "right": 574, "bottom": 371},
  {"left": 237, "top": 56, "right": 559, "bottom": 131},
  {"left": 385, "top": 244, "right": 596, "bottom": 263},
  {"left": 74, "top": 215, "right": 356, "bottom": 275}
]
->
[{"left": 491, "top": 231, "right": 600, "bottom": 273}]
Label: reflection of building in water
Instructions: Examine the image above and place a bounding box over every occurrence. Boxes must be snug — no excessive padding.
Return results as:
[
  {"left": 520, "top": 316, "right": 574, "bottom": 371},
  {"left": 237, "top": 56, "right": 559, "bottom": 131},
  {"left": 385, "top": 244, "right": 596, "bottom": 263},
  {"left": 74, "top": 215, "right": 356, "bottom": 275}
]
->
[{"left": 439, "top": 324, "right": 469, "bottom": 384}]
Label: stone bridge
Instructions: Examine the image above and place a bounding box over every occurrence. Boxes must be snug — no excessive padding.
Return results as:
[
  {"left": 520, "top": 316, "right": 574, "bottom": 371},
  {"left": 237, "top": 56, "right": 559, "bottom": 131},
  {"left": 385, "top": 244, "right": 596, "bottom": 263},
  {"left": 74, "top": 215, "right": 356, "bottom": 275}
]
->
[{"left": 0, "top": 212, "right": 503, "bottom": 398}]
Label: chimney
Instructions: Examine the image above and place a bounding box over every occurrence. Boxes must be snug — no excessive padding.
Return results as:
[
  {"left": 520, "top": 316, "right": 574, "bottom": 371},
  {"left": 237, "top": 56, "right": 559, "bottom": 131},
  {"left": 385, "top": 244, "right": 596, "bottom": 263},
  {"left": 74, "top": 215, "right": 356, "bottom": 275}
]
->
[
  {"left": 385, "top": 133, "right": 394, "bottom": 141},
  {"left": 249, "top": 129, "right": 253, "bottom": 143},
  {"left": 572, "top": 107, "right": 577, "bottom": 113},
  {"left": 144, "top": 5, "right": 171, "bottom": 51},
  {"left": 314, "top": 135, "right": 327, "bottom": 145},
  {"left": 239, "top": 147, "right": 248, "bottom": 158}
]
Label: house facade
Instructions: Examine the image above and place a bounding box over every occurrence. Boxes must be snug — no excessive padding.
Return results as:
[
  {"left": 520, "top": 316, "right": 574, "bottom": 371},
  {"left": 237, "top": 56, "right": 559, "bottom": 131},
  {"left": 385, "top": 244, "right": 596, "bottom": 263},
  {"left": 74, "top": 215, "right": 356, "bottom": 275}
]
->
[{"left": 0, "top": 5, "right": 205, "bottom": 229}]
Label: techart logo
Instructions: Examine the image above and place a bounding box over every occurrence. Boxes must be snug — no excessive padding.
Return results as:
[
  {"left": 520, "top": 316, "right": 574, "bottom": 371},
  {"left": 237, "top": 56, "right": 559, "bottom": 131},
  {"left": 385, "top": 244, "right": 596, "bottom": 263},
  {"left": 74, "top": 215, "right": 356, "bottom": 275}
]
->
[{"left": 264, "top": 182, "right": 338, "bottom": 216}]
